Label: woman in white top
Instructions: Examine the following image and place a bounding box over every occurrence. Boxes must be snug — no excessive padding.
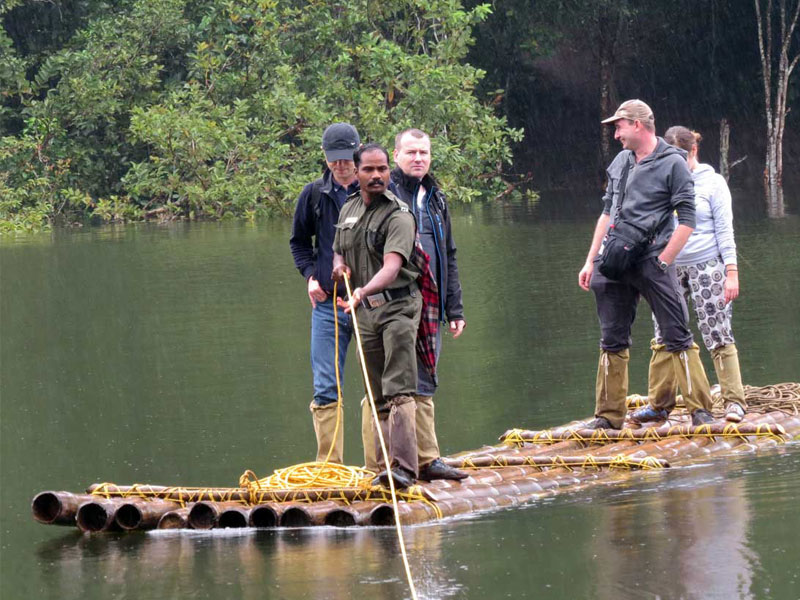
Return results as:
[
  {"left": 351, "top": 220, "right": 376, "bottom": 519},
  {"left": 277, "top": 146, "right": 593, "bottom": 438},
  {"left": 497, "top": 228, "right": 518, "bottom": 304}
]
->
[{"left": 632, "top": 126, "right": 746, "bottom": 424}]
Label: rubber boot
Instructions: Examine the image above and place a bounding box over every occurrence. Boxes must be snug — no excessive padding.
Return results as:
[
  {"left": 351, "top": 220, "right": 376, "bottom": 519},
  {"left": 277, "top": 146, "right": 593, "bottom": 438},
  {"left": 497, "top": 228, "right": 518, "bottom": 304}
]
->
[
  {"left": 711, "top": 344, "right": 747, "bottom": 409},
  {"left": 310, "top": 401, "right": 344, "bottom": 464},
  {"left": 414, "top": 395, "right": 440, "bottom": 468},
  {"left": 671, "top": 344, "right": 714, "bottom": 414},
  {"left": 374, "top": 395, "right": 418, "bottom": 479},
  {"left": 647, "top": 339, "right": 678, "bottom": 412},
  {"left": 361, "top": 397, "right": 379, "bottom": 472},
  {"left": 593, "top": 349, "right": 629, "bottom": 429}
]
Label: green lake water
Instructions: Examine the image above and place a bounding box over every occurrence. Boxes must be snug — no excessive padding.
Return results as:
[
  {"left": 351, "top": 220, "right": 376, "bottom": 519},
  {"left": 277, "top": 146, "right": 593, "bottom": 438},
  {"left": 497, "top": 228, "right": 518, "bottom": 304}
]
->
[{"left": 1, "top": 191, "right": 799, "bottom": 599}]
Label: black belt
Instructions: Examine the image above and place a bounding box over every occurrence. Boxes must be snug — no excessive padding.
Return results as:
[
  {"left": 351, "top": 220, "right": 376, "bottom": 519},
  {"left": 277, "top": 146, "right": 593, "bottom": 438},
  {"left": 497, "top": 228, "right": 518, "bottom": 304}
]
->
[{"left": 360, "top": 284, "right": 415, "bottom": 309}]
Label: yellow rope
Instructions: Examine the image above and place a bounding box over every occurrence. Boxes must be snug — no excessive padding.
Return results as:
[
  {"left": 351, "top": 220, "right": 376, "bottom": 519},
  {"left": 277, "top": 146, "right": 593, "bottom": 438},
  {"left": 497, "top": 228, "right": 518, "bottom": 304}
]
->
[
  {"left": 89, "top": 483, "right": 249, "bottom": 508},
  {"left": 502, "top": 422, "right": 787, "bottom": 447},
  {"left": 343, "top": 273, "right": 419, "bottom": 600}
]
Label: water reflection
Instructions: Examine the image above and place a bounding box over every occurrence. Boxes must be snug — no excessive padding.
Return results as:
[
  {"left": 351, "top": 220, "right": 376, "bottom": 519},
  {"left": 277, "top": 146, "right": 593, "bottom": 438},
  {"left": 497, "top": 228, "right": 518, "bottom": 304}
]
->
[
  {"left": 593, "top": 463, "right": 755, "bottom": 600},
  {"left": 34, "top": 523, "right": 458, "bottom": 600},
  {"left": 3, "top": 208, "right": 798, "bottom": 599}
]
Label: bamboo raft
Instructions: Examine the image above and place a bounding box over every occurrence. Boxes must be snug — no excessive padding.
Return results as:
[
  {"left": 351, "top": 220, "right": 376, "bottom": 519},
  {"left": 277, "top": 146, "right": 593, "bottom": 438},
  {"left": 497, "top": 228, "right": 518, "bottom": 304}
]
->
[{"left": 32, "top": 384, "right": 800, "bottom": 532}]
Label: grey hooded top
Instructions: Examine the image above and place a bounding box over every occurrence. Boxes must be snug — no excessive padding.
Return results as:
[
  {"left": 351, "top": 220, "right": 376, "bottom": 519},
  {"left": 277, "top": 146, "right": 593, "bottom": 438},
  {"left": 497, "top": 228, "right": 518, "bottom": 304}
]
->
[{"left": 601, "top": 137, "right": 696, "bottom": 259}]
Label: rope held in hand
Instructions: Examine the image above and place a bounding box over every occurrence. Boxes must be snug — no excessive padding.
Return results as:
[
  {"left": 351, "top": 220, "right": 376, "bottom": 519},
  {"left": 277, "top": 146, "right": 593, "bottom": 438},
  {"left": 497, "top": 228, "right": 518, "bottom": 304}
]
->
[{"left": 343, "top": 273, "right": 419, "bottom": 600}]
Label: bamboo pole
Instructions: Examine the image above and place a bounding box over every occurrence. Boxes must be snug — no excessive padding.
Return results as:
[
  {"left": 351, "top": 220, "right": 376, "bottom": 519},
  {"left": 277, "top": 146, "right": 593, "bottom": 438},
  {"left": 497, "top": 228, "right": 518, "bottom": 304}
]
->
[
  {"left": 325, "top": 502, "right": 385, "bottom": 526},
  {"left": 280, "top": 501, "right": 344, "bottom": 527},
  {"left": 218, "top": 506, "right": 252, "bottom": 529},
  {"left": 443, "top": 455, "right": 670, "bottom": 470},
  {"left": 248, "top": 504, "right": 283, "bottom": 528},
  {"left": 84, "top": 483, "right": 436, "bottom": 505},
  {"left": 500, "top": 422, "right": 787, "bottom": 443},
  {"left": 32, "top": 492, "right": 96, "bottom": 526},
  {"left": 188, "top": 501, "right": 246, "bottom": 530},
  {"left": 76, "top": 499, "right": 125, "bottom": 532},
  {"left": 116, "top": 499, "right": 181, "bottom": 531},
  {"left": 157, "top": 507, "right": 193, "bottom": 529}
]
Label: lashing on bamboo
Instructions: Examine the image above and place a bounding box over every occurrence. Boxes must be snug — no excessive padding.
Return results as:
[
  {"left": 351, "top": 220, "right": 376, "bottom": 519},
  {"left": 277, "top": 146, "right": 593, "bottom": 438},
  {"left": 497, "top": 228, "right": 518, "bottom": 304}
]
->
[{"left": 31, "top": 383, "right": 800, "bottom": 532}]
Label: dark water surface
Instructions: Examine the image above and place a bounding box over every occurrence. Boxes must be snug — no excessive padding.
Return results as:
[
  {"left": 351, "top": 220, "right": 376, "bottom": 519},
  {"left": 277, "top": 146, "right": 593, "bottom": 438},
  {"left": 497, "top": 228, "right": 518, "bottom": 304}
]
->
[{"left": 2, "top": 191, "right": 799, "bottom": 599}]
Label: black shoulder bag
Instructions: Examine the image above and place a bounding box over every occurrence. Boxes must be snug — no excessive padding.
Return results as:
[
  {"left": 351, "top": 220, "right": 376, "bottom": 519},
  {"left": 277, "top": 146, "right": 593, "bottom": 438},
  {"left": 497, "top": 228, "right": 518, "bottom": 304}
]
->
[{"left": 598, "top": 160, "right": 658, "bottom": 281}]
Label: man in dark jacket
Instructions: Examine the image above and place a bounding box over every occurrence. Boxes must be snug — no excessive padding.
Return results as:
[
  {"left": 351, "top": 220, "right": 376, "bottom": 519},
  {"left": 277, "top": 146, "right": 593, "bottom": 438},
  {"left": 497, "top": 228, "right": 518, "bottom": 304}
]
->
[
  {"left": 578, "top": 100, "right": 715, "bottom": 430},
  {"left": 360, "top": 127, "right": 467, "bottom": 481},
  {"left": 289, "top": 122, "right": 360, "bottom": 463}
]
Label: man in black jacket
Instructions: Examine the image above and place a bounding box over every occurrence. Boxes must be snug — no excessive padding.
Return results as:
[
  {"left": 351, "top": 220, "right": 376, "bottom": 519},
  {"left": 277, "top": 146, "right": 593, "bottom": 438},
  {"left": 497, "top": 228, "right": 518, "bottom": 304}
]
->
[
  {"left": 361, "top": 127, "right": 467, "bottom": 481},
  {"left": 290, "top": 122, "right": 360, "bottom": 464}
]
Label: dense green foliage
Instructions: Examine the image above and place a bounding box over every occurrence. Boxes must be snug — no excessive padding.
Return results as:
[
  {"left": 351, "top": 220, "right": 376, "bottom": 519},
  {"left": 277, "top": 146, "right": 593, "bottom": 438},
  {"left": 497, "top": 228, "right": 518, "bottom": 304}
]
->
[
  {"left": 1, "top": 0, "right": 520, "bottom": 231},
  {"left": 3, "top": 0, "right": 797, "bottom": 231}
]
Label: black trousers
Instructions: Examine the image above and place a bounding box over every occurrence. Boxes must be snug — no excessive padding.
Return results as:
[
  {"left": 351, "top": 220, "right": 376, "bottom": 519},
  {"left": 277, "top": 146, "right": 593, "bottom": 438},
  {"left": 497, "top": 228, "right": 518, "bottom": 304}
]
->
[{"left": 590, "top": 255, "right": 694, "bottom": 353}]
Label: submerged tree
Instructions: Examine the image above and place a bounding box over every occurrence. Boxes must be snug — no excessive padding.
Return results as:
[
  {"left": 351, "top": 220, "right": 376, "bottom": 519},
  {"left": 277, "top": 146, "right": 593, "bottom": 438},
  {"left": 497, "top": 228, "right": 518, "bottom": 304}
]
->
[{"left": 754, "top": 0, "right": 799, "bottom": 217}]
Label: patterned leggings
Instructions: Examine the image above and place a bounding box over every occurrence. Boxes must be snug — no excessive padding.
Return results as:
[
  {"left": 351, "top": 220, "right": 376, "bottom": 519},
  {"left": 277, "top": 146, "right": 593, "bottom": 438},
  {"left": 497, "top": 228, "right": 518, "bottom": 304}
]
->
[{"left": 654, "top": 257, "right": 735, "bottom": 351}]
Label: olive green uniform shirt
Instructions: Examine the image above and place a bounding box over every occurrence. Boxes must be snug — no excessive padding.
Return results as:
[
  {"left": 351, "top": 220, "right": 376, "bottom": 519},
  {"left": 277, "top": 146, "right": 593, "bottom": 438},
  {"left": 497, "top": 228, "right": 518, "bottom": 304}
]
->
[
  {"left": 333, "top": 190, "right": 420, "bottom": 290},
  {"left": 333, "top": 189, "right": 422, "bottom": 410}
]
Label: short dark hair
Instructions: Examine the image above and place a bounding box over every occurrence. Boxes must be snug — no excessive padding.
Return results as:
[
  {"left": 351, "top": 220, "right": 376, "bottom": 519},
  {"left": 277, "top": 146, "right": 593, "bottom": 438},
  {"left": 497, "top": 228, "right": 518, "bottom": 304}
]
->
[
  {"left": 394, "top": 128, "right": 429, "bottom": 150},
  {"left": 354, "top": 143, "right": 390, "bottom": 167}
]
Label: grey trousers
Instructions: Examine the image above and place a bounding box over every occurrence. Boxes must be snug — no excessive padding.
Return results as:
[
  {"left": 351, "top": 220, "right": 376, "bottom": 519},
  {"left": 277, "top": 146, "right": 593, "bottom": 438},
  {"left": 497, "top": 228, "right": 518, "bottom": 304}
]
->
[{"left": 591, "top": 255, "right": 694, "bottom": 353}]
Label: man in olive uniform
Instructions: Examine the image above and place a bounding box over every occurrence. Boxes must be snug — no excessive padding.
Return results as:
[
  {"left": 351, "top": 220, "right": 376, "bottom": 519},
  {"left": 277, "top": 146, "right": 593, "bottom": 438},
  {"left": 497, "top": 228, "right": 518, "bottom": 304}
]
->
[{"left": 332, "top": 143, "right": 422, "bottom": 488}]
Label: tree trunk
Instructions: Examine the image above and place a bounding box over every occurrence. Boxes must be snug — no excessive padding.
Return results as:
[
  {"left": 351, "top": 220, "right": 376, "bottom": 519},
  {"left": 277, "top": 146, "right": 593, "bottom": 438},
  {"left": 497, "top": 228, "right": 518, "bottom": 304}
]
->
[
  {"left": 754, "top": 0, "right": 799, "bottom": 218},
  {"left": 719, "top": 118, "right": 730, "bottom": 182},
  {"left": 597, "top": 5, "right": 622, "bottom": 178}
]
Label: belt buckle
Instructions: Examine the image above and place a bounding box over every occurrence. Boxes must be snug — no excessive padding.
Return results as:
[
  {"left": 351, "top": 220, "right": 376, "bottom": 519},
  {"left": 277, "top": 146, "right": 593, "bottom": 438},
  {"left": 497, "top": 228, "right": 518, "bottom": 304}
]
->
[{"left": 365, "top": 292, "right": 387, "bottom": 309}]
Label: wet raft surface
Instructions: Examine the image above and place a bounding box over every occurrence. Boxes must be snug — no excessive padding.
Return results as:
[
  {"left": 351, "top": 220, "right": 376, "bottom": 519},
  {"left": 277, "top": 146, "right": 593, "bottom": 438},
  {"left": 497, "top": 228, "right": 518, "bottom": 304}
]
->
[{"left": 32, "top": 384, "right": 800, "bottom": 532}]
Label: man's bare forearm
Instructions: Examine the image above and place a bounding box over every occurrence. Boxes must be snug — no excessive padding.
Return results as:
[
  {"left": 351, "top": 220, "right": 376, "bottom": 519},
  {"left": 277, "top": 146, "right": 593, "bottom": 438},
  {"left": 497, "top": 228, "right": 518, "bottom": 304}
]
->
[
  {"left": 360, "top": 253, "right": 403, "bottom": 297},
  {"left": 585, "top": 214, "right": 611, "bottom": 264}
]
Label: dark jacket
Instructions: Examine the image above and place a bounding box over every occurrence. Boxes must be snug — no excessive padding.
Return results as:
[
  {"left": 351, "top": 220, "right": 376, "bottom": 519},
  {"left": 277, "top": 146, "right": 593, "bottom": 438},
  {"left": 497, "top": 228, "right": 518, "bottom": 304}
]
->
[
  {"left": 602, "top": 138, "right": 696, "bottom": 258},
  {"left": 289, "top": 168, "right": 358, "bottom": 295},
  {"left": 390, "top": 167, "right": 464, "bottom": 321}
]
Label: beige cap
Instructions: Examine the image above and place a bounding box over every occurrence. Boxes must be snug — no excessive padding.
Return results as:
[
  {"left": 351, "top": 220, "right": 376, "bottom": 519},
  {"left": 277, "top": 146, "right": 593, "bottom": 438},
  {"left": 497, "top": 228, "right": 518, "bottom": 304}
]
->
[{"left": 601, "top": 99, "right": 655, "bottom": 125}]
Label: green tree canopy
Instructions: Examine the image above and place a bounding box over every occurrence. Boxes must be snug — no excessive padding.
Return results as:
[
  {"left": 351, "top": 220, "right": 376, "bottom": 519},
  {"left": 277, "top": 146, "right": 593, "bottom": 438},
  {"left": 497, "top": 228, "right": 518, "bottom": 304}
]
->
[{"left": 1, "top": 0, "right": 521, "bottom": 231}]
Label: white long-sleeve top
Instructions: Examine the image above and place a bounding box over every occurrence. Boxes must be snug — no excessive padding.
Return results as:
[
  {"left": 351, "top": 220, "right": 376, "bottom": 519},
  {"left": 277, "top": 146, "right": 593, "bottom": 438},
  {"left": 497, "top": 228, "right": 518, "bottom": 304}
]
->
[{"left": 675, "top": 163, "right": 737, "bottom": 267}]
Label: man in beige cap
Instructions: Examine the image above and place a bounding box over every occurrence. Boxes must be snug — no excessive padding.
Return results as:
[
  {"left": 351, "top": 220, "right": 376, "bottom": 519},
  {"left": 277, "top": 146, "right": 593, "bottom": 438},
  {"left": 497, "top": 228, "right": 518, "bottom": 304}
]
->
[{"left": 577, "top": 99, "right": 715, "bottom": 429}]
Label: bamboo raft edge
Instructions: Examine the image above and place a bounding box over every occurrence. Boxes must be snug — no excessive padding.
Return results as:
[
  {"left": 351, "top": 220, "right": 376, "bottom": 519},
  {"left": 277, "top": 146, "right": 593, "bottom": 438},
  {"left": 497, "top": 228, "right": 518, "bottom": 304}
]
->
[{"left": 31, "top": 384, "right": 800, "bottom": 531}]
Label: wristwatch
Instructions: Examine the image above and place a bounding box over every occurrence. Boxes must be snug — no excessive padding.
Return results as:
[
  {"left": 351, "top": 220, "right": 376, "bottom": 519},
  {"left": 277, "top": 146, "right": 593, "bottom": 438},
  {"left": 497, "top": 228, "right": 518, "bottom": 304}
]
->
[{"left": 657, "top": 258, "right": 669, "bottom": 271}]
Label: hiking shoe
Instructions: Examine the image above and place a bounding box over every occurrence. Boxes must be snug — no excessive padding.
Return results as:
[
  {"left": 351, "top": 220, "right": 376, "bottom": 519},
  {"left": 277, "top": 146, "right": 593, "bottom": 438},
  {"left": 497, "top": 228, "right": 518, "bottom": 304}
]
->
[
  {"left": 418, "top": 458, "right": 468, "bottom": 482},
  {"left": 725, "top": 402, "right": 745, "bottom": 423},
  {"left": 691, "top": 409, "right": 715, "bottom": 426},
  {"left": 374, "top": 467, "right": 414, "bottom": 489},
  {"left": 585, "top": 417, "right": 615, "bottom": 430},
  {"left": 629, "top": 404, "right": 670, "bottom": 424}
]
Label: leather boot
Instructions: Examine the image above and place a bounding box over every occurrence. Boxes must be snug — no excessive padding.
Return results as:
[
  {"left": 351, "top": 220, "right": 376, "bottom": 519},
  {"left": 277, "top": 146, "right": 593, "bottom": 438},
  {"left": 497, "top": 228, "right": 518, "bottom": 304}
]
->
[
  {"left": 711, "top": 344, "right": 747, "bottom": 410},
  {"left": 672, "top": 344, "right": 714, "bottom": 414},
  {"left": 361, "top": 397, "right": 379, "bottom": 472},
  {"left": 418, "top": 458, "right": 468, "bottom": 481},
  {"left": 414, "top": 395, "right": 440, "bottom": 467},
  {"left": 647, "top": 339, "right": 678, "bottom": 412},
  {"left": 594, "top": 349, "right": 629, "bottom": 429},
  {"left": 310, "top": 401, "right": 344, "bottom": 464},
  {"left": 374, "top": 395, "right": 418, "bottom": 479}
]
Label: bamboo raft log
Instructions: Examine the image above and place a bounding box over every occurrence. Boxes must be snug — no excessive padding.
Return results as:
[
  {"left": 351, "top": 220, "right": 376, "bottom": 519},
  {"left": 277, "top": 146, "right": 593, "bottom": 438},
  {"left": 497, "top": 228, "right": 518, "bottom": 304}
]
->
[{"left": 31, "top": 383, "right": 800, "bottom": 532}]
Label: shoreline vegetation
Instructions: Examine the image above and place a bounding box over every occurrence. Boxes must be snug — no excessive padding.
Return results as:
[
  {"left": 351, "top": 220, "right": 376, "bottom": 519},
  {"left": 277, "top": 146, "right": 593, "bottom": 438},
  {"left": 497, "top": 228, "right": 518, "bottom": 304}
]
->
[
  {"left": 2, "top": 0, "right": 798, "bottom": 233},
  {"left": 0, "top": 0, "right": 522, "bottom": 233}
]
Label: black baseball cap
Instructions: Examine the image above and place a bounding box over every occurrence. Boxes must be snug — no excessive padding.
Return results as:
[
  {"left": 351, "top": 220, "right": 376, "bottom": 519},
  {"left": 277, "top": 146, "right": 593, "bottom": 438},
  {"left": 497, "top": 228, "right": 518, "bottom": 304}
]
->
[{"left": 322, "top": 122, "right": 360, "bottom": 162}]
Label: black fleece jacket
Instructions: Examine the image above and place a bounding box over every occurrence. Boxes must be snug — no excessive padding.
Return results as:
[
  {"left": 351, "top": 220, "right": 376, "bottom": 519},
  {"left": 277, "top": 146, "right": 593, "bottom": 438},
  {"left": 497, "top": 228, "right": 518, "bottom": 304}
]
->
[{"left": 391, "top": 167, "right": 464, "bottom": 322}]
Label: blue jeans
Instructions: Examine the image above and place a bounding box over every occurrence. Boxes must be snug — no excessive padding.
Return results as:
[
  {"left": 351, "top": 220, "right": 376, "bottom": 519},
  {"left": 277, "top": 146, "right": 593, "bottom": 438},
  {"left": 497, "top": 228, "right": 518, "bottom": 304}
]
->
[{"left": 310, "top": 297, "right": 353, "bottom": 406}]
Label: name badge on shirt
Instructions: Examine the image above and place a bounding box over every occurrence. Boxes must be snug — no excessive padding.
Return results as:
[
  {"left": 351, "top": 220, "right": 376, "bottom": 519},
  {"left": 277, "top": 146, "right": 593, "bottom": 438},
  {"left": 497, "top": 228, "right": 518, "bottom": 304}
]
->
[{"left": 343, "top": 216, "right": 359, "bottom": 225}]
